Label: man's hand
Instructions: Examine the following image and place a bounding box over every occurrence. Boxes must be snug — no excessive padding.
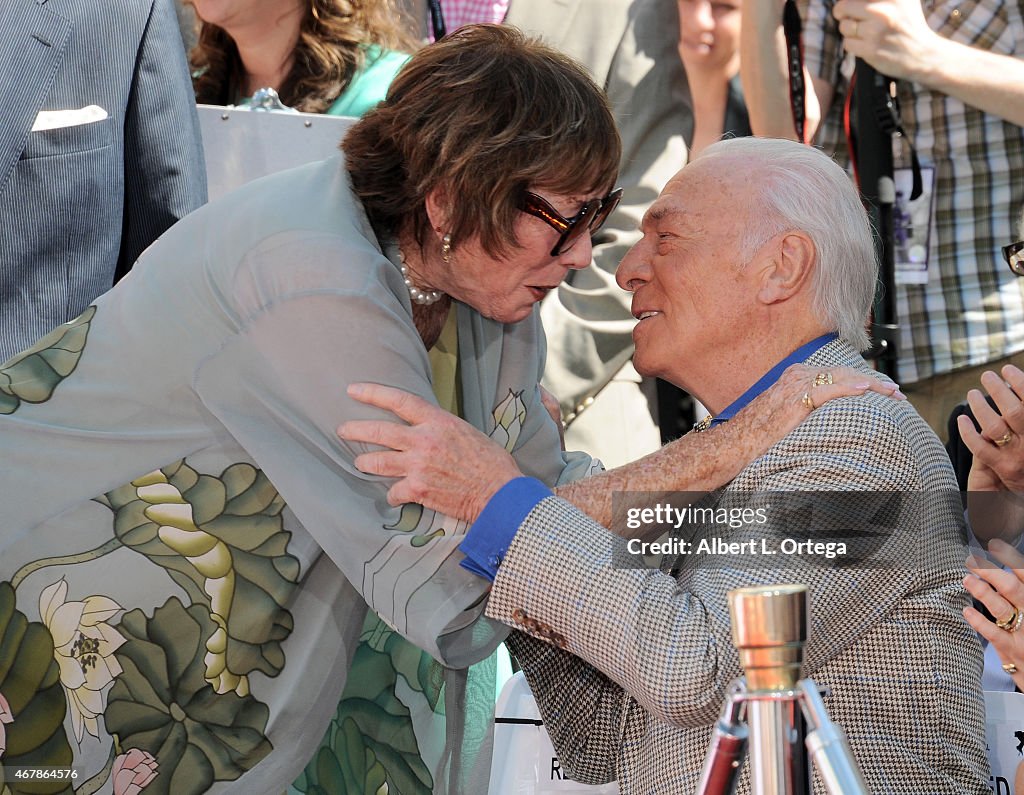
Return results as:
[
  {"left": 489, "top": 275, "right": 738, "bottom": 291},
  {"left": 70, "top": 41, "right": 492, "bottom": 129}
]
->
[
  {"left": 832, "top": 0, "right": 946, "bottom": 82},
  {"left": 338, "top": 383, "right": 524, "bottom": 523}
]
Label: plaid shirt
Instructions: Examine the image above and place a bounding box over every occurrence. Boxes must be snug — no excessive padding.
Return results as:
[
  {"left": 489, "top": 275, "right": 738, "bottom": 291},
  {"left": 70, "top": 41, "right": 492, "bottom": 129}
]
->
[
  {"left": 804, "top": 0, "right": 1024, "bottom": 383},
  {"left": 439, "top": 0, "right": 510, "bottom": 32}
]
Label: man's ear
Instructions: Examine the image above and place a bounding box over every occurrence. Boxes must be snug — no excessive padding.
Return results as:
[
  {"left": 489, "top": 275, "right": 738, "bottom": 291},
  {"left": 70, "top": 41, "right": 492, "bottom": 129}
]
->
[
  {"left": 757, "top": 231, "right": 815, "bottom": 305},
  {"left": 424, "top": 188, "right": 450, "bottom": 236}
]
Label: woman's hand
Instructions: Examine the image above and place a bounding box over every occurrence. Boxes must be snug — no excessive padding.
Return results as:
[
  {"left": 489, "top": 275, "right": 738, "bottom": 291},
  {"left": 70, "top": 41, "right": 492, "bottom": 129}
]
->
[
  {"left": 960, "top": 365, "right": 1024, "bottom": 491},
  {"left": 730, "top": 362, "right": 903, "bottom": 438},
  {"left": 959, "top": 365, "right": 1024, "bottom": 544},
  {"left": 964, "top": 539, "right": 1024, "bottom": 690},
  {"left": 338, "top": 366, "right": 903, "bottom": 534},
  {"left": 338, "top": 383, "right": 523, "bottom": 523}
]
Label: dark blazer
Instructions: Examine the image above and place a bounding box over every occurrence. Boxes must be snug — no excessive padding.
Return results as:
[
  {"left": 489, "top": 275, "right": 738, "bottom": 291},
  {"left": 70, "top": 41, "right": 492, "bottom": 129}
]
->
[{"left": 0, "top": 0, "right": 206, "bottom": 362}]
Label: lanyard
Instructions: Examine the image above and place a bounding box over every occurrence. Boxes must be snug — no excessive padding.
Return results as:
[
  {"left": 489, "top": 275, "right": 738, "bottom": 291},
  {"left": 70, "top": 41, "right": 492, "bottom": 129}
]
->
[
  {"left": 427, "top": 0, "right": 446, "bottom": 40},
  {"left": 783, "top": 0, "right": 809, "bottom": 144}
]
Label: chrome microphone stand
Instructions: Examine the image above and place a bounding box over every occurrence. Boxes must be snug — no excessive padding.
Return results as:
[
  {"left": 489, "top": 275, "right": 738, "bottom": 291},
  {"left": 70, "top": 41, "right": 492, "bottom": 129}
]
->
[{"left": 696, "top": 585, "right": 869, "bottom": 795}]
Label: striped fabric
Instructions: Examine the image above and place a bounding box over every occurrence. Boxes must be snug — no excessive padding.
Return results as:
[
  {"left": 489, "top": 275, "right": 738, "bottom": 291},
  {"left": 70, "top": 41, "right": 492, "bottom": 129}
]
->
[
  {"left": 802, "top": 0, "right": 1024, "bottom": 384},
  {"left": 0, "top": 0, "right": 206, "bottom": 363},
  {"left": 439, "top": 0, "right": 510, "bottom": 32}
]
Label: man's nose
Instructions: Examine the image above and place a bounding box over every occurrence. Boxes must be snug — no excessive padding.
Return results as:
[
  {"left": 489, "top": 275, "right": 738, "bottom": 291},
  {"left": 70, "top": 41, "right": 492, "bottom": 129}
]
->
[{"left": 616, "top": 244, "right": 649, "bottom": 291}]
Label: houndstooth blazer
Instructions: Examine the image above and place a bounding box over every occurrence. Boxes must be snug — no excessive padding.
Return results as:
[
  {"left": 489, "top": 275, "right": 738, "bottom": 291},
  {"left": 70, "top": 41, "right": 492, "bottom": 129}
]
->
[{"left": 490, "top": 338, "right": 991, "bottom": 794}]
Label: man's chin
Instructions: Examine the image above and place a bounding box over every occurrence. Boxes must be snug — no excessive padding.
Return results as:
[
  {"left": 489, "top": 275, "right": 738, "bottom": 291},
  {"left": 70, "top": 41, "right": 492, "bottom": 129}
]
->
[
  {"left": 634, "top": 356, "right": 693, "bottom": 395},
  {"left": 632, "top": 355, "right": 668, "bottom": 383}
]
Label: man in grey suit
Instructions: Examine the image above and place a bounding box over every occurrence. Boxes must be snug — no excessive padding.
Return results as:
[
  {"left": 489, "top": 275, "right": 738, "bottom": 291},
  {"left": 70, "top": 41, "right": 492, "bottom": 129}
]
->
[
  {"left": 402, "top": 0, "right": 690, "bottom": 466},
  {"left": 341, "top": 138, "right": 990, "bottom": 793},
  {"left": 0, "top": 0, "right": 207, "bottom": 363}
]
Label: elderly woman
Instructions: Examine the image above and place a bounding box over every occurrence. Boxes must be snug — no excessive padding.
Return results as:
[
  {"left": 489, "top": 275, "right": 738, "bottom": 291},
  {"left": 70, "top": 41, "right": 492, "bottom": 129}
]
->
[
  {"left": 0, "top": 26, "right": 888, "bottom": 795},
  {"left": 189, "top": 0, "right": 414, "bottom": 115}
]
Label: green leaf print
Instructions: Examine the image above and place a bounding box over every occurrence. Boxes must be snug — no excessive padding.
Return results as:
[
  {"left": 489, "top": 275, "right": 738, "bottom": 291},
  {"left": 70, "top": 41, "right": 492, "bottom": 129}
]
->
[
  {"left": 102, "top": 461, "right": 299, "bottom": 694},
  {"left": 105, "top": 598, "right": 272, "bottom": 795},
  {"left": 361, "top": 616, "right": 443, "bottom": 711},
  {"left": 0, "top": 306, "right": 95, "bottom": 415},
  {"left": 0, "top": 583, "right": 74, "bottom": 794},
  {"left": 294, "top": 638, "right": 433, "bottom": 795}
]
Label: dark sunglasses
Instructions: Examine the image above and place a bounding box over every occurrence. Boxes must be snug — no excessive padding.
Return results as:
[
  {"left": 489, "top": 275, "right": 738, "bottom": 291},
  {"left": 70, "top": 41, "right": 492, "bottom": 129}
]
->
[
  {"left": 1005, "top": 240, "right": 1024, "bottom": 276},
  {"left": 520, "top": 188, "right": 623, "bottom": 256}
]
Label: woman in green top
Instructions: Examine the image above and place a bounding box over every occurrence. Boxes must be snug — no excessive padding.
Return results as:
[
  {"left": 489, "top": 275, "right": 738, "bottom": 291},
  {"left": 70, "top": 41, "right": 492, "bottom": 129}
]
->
[{"left": 188, "top": 0, "right": 414, "bottom": 116}]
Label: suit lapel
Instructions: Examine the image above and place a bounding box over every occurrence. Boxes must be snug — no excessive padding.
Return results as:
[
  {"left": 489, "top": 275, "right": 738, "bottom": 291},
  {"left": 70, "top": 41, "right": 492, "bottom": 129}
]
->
[{"left": 0, "top": 0, "right": 72, "bottom": 195}]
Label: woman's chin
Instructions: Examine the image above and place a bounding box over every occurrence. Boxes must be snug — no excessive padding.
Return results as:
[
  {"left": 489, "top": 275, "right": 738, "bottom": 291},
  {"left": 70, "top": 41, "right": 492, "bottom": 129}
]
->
[{"left": 482, "top": 303, "right": 535, "bottom": 325}]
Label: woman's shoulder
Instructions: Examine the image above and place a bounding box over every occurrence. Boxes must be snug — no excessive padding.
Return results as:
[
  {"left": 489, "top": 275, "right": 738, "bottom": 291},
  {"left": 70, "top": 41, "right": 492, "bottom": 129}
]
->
[{"left": 325, "top": 46, "right": 411, "bottom": 118}]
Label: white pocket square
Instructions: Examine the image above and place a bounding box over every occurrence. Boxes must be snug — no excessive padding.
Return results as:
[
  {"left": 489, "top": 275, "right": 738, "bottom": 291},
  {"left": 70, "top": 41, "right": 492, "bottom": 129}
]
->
[{"left": 31, "top": 105, "right": 108, "bottom": 132}]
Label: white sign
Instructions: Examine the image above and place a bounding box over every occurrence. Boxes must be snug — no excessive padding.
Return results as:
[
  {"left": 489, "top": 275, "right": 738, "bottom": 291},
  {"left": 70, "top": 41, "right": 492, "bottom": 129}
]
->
[
  {"left": 489, "top": 672, "right": 620, "bottom": 794},
  {"left": 985, "top": 690, "right": 1024, "bottom": 794},
  {"left": 197, "top": 105, "right": 354, "bottom": 200}
]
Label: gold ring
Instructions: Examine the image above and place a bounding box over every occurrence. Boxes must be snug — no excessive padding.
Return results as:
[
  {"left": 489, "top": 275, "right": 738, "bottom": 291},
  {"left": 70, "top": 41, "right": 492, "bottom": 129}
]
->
[
  {"left": 813, "top": 372, "right": 833, "bottom": 387},
  {"left": 994, "top": 431, "right": 1014, "bottom": 447},
  {"left": 802, "top": 392, "right": 815, "bottom": 410},
  {"left": 1003, "top": 662, "right": 1019, "bottom": 674},
  {"left": 851, "top": 20, "right": 859, "bottom": 37},
  {"left": 996, "top": 606, "right": 1022, "bottom": 632}
]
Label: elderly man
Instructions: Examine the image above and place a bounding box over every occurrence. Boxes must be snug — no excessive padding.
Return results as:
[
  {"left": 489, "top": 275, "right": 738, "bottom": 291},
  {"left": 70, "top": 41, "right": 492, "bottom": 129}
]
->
[{"left": 340, "top": 138, "right": 989, "bottom": 793}]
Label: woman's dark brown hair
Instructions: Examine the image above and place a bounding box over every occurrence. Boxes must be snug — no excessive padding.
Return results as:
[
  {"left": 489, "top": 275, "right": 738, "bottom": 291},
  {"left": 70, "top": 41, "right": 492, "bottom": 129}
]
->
[
  {"left": 343, "top": 24, "right": 622, "bottom": 257},
  {"left": 191, "top": 0, "right": 416, "bottom": 114}
]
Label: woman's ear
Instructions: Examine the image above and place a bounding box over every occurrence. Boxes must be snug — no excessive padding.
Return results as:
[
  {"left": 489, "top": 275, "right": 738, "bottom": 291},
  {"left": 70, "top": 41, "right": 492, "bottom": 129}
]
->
[
  {"left": 757, "top": 231, "right": 815, "bottom": 305},
  {"left": 424, "top": 188, "right": 450, "bottom": 237}
]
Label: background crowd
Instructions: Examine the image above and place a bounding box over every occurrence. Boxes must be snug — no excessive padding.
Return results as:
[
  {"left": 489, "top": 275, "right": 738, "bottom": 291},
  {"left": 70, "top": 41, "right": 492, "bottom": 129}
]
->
[{"left": 0, "top": 0, "right": 1022, "bottom": 792}]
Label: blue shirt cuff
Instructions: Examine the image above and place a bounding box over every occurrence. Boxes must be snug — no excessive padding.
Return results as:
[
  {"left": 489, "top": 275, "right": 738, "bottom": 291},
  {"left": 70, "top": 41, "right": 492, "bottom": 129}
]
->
[{"left": 458, "top": 477, "right": 552, "bottom": 582}]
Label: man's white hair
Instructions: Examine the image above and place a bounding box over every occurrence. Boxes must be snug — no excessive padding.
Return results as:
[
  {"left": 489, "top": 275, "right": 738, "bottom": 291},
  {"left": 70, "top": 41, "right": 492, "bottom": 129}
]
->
[{"left": 697, "top": 137, "right": 877, "bottom": 351}]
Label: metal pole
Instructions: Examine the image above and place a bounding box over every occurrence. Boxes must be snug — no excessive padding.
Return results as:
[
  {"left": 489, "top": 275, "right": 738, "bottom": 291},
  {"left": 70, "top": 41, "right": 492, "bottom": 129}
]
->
[
  {"left": 702, "top": 584, "right": 872, "bottom": 794},
  {"left": 800, "top": 680, "right": 869, "bottom": 795},
  {"left": 696, "top": 686, "right": 749, "bottom": 795},
  {"left": 728, "top": 585, "right": 809, "bottom": 795},
  {"left": 853, "top": 59, "right": 899, "bottom": 380},
  {"left": 747, "top": 699, "right": 798, "bottom": 794}
]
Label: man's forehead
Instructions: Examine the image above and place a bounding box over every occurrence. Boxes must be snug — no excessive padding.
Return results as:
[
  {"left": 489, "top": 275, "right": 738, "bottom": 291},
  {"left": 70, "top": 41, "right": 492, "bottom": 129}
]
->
[
  {"left": 656, "top": 161, "right": 749, "bottom": 215},
  {"left": 645, "top": 172, "right": 705, "bottom": 225}
]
